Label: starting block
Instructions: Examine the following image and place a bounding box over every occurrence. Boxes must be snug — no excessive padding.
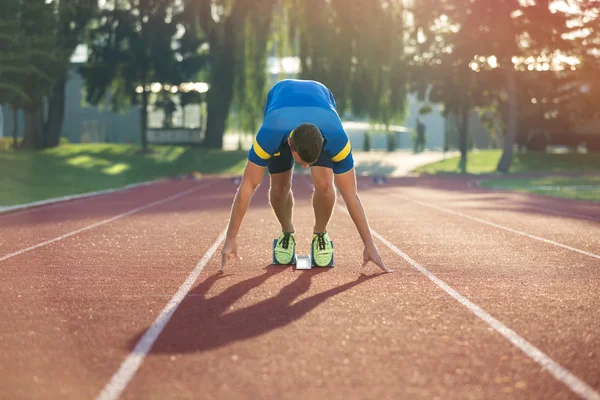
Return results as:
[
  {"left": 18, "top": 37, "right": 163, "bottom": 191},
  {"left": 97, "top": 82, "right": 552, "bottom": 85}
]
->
[{"left": 296, "top": 255, "right": 311, "bottom": 270}]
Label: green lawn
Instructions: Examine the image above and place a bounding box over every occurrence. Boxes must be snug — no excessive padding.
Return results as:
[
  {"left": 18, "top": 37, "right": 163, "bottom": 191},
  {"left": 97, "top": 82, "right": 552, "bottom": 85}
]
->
[
  {"left": 0, "top": 143, "right": 248, "bottom": 207},
  {"left": 479, "top": 176, "right": 600, "bottom": 202},
  {"left": 414, "top": 150, "right": 600, "bottom": 175}
]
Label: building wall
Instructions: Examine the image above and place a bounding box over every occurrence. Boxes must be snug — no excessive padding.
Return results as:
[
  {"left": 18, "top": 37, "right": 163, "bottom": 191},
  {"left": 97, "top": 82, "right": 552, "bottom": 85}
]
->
[
  {"left": 0, "top": 105, "right": 23, "bottom": 139},
  {"left": 337, "top": 93, "right": 447, "bottom": 151},
  {"left": 403, "top": 93, "right": 446, "bottom": 149},
  {"left": 62, "top": 66, "right": 141, "bottom": 144},
  {"left": 1, "top": 65, "right": 141, "bottom": 144}
]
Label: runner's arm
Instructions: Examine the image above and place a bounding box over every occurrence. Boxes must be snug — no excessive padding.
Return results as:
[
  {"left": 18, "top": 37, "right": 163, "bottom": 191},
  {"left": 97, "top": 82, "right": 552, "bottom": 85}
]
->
[
  {"left": 225, "top": 160, "right": 266, "bottom": 240},
  {"left": 231, "top": 123, "right": 281, "bottom": 238},
  {"left": 334, "top": 168, "right": 373, "bottom": 246},
  {"left": 335, "top": 168, "right": 392, "bottom": 273}
]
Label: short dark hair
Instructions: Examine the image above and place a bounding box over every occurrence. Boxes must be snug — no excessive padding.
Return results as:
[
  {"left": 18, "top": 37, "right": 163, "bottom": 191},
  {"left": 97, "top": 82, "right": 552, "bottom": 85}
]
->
[{"left": 290, "top": 123, "right": 323, "bottom": 164}]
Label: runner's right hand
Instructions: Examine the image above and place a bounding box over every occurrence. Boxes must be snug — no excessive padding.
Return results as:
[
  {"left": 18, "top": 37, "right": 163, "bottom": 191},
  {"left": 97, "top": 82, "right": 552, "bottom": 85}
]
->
[{"left": 220, "top": 238, "right": 241, "bottom": 270}]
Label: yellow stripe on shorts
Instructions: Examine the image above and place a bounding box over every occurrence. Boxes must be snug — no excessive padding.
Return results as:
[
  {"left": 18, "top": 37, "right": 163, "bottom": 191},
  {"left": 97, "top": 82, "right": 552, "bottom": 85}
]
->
[
  {"left": 253, "top": 139, "right": 271, "bottom": 160},
  {"left": 331, "top": 141, "right": 351, "bottom": 162}
]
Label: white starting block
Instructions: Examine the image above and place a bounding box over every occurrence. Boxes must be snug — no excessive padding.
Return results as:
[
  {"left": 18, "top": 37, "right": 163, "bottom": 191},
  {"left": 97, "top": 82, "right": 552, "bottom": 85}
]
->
[{"left": 296, "top": 255, "right": 312, "bottom": 270}]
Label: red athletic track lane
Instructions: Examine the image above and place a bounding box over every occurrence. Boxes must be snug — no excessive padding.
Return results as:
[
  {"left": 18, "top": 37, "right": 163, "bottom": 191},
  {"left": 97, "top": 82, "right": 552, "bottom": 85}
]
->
[
  {"left": 0, "top": 174, "right": 598, "bottom": 400},
  {"left": 0, "top": 178, "right": 235, "bottom": 399},
  {"left": 0, "top": 179, "right": 222, "bottom": 256}
]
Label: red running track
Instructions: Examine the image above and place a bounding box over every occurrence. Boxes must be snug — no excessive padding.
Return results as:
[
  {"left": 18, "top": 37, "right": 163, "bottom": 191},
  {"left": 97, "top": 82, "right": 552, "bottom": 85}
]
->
[{"left": 0, "top": 174, "right": 598, "bottom": 400}]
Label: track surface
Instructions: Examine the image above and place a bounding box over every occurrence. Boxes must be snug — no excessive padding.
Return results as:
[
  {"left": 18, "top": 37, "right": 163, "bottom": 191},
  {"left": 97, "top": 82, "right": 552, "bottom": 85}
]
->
[{"left": 0, "top": 174, "right": 598, "bottom": 400}]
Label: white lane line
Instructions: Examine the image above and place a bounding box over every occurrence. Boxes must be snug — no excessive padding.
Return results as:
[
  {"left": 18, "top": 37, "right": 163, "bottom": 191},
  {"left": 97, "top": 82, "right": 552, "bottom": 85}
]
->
[
  {"left": 0, "top": 183, "right": 211, "bottom": 263},
  {"left": 472, "top": 180, "right": 600, "bottom": 222},
  {"left": 0, "top": 179, "right": 166, "bottom": 217},
  {"left": 96, "top": 228, "right": 227, "bottom": 400},
  {"left": 337, "top": 204, "right": 600, "bottom": 400},
  {"left": 528, "top": 205, "right": 600, "bottom": 223},
  {"left": 390, "top": 192, "right": 600, "bottom": 261}
]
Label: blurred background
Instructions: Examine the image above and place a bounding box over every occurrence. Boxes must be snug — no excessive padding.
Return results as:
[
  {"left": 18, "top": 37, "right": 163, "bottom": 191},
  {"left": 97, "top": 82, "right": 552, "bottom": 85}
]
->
[{"left": 1, "top": 0, "right": 599, "bottom": 206}]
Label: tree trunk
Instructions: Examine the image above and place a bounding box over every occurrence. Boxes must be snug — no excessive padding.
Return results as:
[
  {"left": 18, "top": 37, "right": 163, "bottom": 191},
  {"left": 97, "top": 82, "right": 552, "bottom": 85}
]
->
[
  {"left": 458, "top": 104, "right": 469, "bottom": 173},
  {"left": 139, "top": 59, "right": 149, "bottom": 152},
  {"left": 22, "top": 104, "right": 44, "bottom": 149},
  {"left": 203, "top": 16, "right": 239, "bottom": 149},
  {"left": 12, "top": 105, "right": 18, "bottom": 149},
  {"left": 43, "top": 76, "right": 67, "bottom": 148},
  {"left": 497, "top": 65, "right": 518, "bottom": 173},
  {"left": 140, "top": 88, "right": 149, "bottom": 152}
]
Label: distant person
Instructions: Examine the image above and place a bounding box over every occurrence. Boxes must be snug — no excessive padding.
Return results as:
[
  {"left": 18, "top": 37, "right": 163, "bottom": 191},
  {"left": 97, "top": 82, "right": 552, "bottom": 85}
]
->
[
  {"left": 220, "top": 79, "right": 391, "bottom": 273},
  {"left": 415, "top": 118, "right": 426, "bottom": 153}
]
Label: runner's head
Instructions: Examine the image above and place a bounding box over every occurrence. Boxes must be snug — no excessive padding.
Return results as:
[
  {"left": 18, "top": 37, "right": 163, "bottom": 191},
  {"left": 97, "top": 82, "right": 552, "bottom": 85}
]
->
[{"left": 288, "top": 123, "right": 324, "bottom": 168}]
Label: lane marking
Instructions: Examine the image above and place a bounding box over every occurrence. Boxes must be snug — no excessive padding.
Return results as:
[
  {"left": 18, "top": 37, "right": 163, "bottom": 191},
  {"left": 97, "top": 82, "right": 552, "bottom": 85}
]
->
[
  {"left": 96, "top": 228, "right": 227, "bottom": 400},
  {"left": 388, "top": 192, "right": 600, "bottom": 261},
  {"left": 528, "top": 205, "right": 600, "bottom": 223},
  {"left": 336, "top": 204, "right": 600, "bottom": 400},
  {"left": 472, "top": 179, "right": 600, "bottom": 222},
  {"left": 0, "top": 179, "right": 166, "bottom": 217},
  {"left": 0, "top": 183, "right": 212, "bottom": 263}
]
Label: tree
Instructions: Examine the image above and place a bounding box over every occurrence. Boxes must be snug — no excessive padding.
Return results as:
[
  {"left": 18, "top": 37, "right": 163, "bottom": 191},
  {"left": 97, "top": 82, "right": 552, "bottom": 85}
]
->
[
  {"left": 186, "top": 0, "right": 277, "bottom": 149},
  {"left": 1, "top": 0, "right": 97, "bottom": 149},
  {"left": 407, "top": 0, "right": 484, "bottom": 172},
  {"left": 231, "top": 1, "right": 275, "bottom": 137},
  {"left": 44, "top": 0, "right": 97, "bottom": 148},
  {"left": 0, "top": 0, "right": 29, "bottom": 148},
  {"left": 0, "top": 0, "right": 29, "bottom": 105},
  {"left": 407, "top": 0, "right": 573, "bottom": 173},
  {"left": 563, "top": 2, "right": 600, "bottom": 120},
  {"left": 81, "top": 0, "right": 205, "bottom": 151},
  {"left": 493, "top": 0, "right": 572, "bottom": 171},
  {"left": 289, "top": 0, "right": 409, "bottom": 126},
  {"left": 20, "top": 0, "right": 65, "bottom": 149}
]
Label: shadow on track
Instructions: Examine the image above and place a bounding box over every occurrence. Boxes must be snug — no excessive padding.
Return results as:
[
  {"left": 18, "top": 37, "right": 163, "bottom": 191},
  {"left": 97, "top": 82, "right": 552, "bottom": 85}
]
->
[{"left": 129, "top": 266, "right": 384, "bottom": 354}]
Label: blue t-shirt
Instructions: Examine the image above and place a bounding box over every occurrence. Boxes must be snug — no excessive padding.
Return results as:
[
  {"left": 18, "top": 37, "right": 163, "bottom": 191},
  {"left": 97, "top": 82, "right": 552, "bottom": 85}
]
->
[{"left": 247, "top": 79, "right": 354, "bottom": 174}]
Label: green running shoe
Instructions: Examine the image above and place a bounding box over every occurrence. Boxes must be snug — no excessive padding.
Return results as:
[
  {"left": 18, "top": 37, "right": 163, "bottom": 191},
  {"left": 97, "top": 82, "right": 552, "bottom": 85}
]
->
[
  {"left": 312, "top": 232, "right": 334, "bottom": 267},
  {"left": 274, "top": 231, "right": 296, "bottom": 264}
]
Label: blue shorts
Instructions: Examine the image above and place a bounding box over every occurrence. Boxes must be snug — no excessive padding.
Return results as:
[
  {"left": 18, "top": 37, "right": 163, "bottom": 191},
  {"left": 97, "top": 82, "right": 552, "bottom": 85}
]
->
[{"left": 268, "top": 139, "right": 333, "bottom": 174}]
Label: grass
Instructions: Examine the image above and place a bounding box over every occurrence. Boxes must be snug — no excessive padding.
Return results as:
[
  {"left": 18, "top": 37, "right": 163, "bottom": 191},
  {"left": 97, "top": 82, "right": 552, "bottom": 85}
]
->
[
  {"left": 0, "top": 137, "right": 19, "bottom": 151},
  {"left": 413, "top": 149, "right": 600, "bottom": 175},
  {"left": 479, "top": 176, "right": 600, "bottom": 202},
  {"left": 0, "top": 143, "right": 248, "bottom": 207}
]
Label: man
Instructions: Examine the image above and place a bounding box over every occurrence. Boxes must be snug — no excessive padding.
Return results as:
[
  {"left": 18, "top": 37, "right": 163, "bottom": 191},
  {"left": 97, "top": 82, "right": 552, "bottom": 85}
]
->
[
  {"left": 220, "top": 79, "right": 391, "bottom": 273},
  {"left": 416, "top": 118, "right": 426, "bottom": 153}
]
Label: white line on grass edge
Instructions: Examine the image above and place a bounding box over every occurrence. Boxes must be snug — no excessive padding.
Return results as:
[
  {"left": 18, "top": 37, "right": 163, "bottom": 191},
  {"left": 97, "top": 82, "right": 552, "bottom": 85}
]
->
[
  {"left": 96, "top": 228, "right": 227, "bottom": 400},
  {"left": 0, "top": 179, "right": 166, "bottom": 216},
  {"left": 0, "top": 183, "right": 211, "bottom": 263}
]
